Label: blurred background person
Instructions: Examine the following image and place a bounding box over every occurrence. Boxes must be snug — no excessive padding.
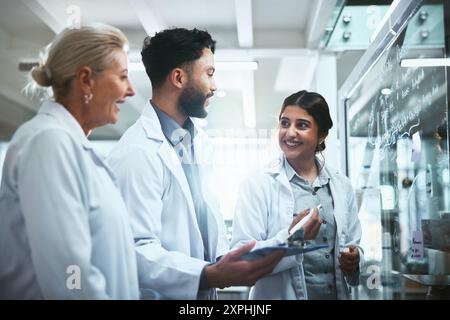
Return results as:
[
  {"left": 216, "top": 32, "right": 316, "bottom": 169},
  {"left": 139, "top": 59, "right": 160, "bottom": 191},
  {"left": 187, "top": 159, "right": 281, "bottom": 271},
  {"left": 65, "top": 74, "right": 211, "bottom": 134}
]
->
[{"left": 0, "top": 24, "right": 139, "bottom": 299}]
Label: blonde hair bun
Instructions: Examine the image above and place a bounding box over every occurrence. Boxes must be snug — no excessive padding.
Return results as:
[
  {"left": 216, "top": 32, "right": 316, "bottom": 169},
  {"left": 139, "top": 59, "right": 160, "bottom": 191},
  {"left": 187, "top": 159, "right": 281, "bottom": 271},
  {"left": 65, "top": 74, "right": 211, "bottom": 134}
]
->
[
  {"left": 25, "top": 24, "right": 128, "bottom": 99},
  {"left": 31, "top": 65, "right": 52, "bottom": 87}
]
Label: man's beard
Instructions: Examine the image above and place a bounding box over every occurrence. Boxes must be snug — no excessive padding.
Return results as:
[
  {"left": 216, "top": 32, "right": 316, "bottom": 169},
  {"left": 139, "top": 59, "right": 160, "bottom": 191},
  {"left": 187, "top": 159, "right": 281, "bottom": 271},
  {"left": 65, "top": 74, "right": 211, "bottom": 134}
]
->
[{"left": 179, "top": 85, "right": 210, "bottom": 118}]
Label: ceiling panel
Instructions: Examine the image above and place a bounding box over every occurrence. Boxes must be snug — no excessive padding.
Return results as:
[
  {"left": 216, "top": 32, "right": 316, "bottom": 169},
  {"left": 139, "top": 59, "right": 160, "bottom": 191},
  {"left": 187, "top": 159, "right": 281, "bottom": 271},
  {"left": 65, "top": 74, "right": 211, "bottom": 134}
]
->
[
  {"left": 253, "top": 0, "right": 312, "bottom": 30},
  {"left": 153, "top": 0, "right": 236, "bottom": 30},
  {"left": 0, "top": 0, "right": 342, "bottom": 140}
]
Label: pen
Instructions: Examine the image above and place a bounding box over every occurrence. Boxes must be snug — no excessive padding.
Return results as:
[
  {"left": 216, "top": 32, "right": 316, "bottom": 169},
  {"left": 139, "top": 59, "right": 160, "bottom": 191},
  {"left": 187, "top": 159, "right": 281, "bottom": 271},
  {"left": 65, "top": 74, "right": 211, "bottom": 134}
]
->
[{"left": 290, "top": 204, "right": 322, "bottom": 236}]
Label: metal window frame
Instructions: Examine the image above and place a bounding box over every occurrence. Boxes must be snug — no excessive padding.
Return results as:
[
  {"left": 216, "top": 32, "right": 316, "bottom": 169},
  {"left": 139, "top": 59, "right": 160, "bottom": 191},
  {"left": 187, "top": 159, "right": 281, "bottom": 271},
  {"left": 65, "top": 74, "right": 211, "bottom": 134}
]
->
[
  {"left": 445, "top": 1, "right": 450, "bottom": 173},
  {"left": 338, "top": 0, "right": 424, "bottom": 175}
]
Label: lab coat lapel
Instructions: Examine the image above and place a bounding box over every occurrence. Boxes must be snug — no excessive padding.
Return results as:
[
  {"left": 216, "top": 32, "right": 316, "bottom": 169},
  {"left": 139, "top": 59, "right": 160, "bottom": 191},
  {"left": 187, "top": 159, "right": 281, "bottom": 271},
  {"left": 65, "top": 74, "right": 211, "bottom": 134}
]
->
[
  {"left": 141, "top": 103, "right": 197, "bottom": 227},
  {"left": 265, "top": 157, "right": 293, "bottom": 196},
  {"left": 265, "top": 156, "right": 295, "bottom": 216},
  {"left": 326, "top": 167, "right": 346, "bottom": 237},
  {"left": 158, "top": 141, "right": 196, "bottom": 216},
  {"left": 191, "top": 120, "right": 212, "bottom": 167},
  {"left": 82, "top": 143, "right": 118, "bottom": 183},
  {"left": 40, "top": 100, "right": 118, "bottom": 184},
  {"left": 325, "top": 166, "right": 350, "bottom": 299}
]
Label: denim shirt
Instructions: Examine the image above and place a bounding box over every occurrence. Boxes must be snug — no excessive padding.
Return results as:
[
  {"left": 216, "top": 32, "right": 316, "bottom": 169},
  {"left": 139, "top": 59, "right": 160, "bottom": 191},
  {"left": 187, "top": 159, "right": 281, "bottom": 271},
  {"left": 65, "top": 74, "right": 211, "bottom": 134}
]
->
[{"left": 284, "top": 157, "right": 338, "bottom": 299}]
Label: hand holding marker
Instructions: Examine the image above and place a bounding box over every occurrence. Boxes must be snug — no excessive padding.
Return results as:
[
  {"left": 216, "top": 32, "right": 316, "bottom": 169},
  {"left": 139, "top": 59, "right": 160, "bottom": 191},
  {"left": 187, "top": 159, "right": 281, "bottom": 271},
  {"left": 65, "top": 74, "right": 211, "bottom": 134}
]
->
[
  {"left": 288, "top": 204, "right": 323, "bottom": 244},
  {"left": 289, "top": 204, "right": 322, "bottom": 236}
]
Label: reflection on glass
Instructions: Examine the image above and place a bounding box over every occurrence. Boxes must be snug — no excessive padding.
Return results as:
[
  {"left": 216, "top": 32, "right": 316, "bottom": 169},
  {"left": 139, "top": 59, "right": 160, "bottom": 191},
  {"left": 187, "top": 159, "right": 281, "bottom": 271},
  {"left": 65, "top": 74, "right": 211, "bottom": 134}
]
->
[{"left": 345, "top": 1, "right": 450, "bottom": 299}]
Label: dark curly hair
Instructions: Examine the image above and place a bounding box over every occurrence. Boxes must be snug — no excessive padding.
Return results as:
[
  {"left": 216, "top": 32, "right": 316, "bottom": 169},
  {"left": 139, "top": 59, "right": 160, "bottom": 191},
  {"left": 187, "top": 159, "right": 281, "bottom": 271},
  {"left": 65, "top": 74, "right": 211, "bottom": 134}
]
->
[{"left": 141, "top": 28, "right": 216, "bottom": 88}]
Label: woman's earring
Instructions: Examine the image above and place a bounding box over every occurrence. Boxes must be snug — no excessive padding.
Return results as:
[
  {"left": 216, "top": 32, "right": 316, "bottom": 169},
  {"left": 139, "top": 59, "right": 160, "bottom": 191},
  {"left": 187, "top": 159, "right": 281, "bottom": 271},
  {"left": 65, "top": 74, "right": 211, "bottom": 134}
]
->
[{"left": 84, "top": 93, "right": 93, "bottom": 105}]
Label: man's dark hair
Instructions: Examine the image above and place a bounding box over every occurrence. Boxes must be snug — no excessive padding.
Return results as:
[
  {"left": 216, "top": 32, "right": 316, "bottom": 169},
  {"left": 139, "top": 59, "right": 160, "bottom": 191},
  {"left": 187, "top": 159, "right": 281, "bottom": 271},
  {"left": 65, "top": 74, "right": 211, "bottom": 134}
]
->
[{"left": 141, "top": 28, "right": 216, "bottom": 88}]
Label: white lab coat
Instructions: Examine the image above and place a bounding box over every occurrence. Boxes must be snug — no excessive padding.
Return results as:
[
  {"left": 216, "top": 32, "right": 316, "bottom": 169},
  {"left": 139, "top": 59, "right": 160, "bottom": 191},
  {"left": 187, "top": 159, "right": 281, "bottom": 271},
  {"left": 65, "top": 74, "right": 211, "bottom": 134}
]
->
[
  {"left": 231, "top": 157, "right": 365, "bottom": 300},
  {"left": 0, "top": 100, "right": 139, "bottom": 299},
  {"left": 107, "top": 101, "right": 229, "bottom": 300}
]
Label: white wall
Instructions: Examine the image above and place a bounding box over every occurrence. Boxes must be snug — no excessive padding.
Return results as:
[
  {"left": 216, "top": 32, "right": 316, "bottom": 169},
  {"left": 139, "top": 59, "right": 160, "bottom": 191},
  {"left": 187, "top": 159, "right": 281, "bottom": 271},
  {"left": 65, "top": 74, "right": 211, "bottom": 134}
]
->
[
  {"left": 313, "top": 53, "right": 340, "bottom": 171},
  {"left": 0, "top": 143, "right": 8, "bottom": 182}
]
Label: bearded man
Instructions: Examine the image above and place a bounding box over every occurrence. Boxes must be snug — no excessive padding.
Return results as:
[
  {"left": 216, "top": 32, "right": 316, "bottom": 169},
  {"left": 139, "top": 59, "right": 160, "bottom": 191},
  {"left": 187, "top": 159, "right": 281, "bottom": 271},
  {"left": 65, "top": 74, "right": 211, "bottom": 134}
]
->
[{"left": 107, "top": 28, "right": 283, "bottom": 300}]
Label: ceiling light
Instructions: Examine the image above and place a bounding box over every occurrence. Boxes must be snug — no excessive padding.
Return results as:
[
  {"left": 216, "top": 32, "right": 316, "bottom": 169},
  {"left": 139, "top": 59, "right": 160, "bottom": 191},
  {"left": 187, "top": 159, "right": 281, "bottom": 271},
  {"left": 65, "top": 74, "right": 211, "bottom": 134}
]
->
[
  {"left": 400, "top": 58, "right": 450, "bottom": 68},
  {"left": 234, "top": 0, "right": 253, "bottom": 47},
  {"left": 381, "top": 88, "right": 392, "bottom": 95}
]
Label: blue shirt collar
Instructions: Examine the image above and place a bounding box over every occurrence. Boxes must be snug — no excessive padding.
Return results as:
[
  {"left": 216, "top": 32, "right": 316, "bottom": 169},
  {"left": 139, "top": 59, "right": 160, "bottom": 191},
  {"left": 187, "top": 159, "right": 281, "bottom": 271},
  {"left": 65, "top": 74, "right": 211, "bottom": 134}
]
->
[
  {"left": 151, "top": 100, "right": 197, "bottom": 146},
  {"left": 283, "top": 156, "right": 330, "bottom": 187}
]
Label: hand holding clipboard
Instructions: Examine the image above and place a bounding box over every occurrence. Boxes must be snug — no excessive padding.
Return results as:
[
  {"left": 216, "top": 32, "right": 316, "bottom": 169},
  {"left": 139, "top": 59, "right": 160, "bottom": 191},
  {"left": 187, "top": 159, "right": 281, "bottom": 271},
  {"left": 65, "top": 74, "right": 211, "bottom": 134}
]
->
[{"left": 241, "top": 205, "right": 326, "bottom": 261}]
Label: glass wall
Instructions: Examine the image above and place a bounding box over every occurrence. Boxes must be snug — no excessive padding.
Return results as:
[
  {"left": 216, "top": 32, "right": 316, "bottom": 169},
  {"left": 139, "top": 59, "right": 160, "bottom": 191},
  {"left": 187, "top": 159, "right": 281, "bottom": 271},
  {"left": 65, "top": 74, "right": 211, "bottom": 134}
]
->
[
  {"left": 0, "top": 142, "right": 8, "bottom": 181},
  {"left": 341, "top": 0, "right": 450, "bottom": 299}
]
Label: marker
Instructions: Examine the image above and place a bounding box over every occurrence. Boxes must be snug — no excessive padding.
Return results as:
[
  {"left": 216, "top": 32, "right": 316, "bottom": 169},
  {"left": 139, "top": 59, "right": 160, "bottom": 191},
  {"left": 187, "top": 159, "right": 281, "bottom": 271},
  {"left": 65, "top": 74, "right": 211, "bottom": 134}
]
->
[{"left": 289, "top": 204, "right": 322, "bottom": 236}]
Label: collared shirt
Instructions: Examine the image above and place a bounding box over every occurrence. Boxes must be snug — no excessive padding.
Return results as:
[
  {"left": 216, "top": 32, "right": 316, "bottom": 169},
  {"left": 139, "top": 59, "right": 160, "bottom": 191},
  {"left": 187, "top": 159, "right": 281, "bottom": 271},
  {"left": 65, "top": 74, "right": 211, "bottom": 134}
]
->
[
  {"left": 284, "top": 156, "right": 338, "bottom": 300},
  {"left": 153, "top": 103, "right": 211, "bottom": 293},
  {"left": 0, "top": 100, "right": 139, "bottom": 299}
]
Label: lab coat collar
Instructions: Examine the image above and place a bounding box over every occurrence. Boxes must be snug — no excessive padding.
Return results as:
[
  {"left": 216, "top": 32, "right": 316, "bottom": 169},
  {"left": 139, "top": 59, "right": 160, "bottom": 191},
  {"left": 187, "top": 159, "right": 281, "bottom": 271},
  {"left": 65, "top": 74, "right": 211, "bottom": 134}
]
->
[
  {"left": 284, "top": 156, "right": 330, "bottom": 187},
  {"left": 141, "top": 100, "right": 208, "bottom": 163},
  {"left": 141, "top": 100, "right": 199, "bottom": 225},
  {"left": 264, "top": 156, "right": 292, "bottom": 195},
  {"left": 142, "top": 100, "right": 202, "bottom": 142},
  {"left": 38, "top": 100, "right": 91, "bottom": 148},
  {"left": 267, "top": 155, "right": 344, "bottom": 224},
  {"left": 38, "top": 100, "right": 117, "bottom": 181},
  {"left": 264, "top": 155, "right": 284, "bottom": 175},
  {"left": 152, "top": 102, "right": 185, "bottom": 146},
  {"left": 141, "top": 100, "right": 167, "bottom": 142}
]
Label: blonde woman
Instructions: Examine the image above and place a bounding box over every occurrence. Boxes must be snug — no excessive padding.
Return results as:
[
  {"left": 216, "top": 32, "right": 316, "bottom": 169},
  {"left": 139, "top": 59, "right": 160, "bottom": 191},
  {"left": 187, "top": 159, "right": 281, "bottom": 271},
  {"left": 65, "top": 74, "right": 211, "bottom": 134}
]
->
[{"left": 0, "top": 25, "right": 139, "bottom": 299}]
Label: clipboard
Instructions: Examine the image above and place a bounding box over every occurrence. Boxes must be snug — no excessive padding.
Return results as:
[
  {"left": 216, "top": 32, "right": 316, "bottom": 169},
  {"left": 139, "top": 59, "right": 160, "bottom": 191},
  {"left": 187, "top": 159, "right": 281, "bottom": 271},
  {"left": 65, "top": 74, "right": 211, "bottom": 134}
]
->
[{"left": 240, "top": 243, "right": 328, "bottom": 261}]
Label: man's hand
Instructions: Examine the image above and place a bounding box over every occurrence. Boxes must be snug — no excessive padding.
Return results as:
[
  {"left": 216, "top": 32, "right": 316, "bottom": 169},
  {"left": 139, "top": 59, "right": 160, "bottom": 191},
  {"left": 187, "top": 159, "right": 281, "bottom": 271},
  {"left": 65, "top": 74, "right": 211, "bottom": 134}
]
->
[
  {"left": 338, "top": 245, "right": 360, "bottom": 276},
  {"left": 205, "top": 241, "right": 284, "bottom": 289},
  {"left": 289, "top": 207, "right": 322, "bottom": 240}
]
